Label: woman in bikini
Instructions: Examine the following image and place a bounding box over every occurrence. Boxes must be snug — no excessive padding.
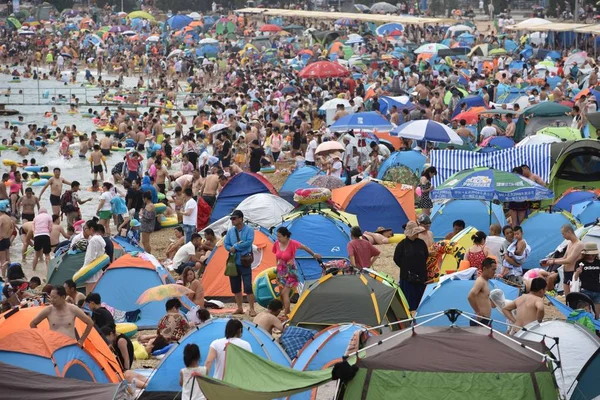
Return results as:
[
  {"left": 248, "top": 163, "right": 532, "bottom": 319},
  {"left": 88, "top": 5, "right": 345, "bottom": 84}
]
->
[{"left": 464, "top": 231, "right": 490, "bottom": 273}]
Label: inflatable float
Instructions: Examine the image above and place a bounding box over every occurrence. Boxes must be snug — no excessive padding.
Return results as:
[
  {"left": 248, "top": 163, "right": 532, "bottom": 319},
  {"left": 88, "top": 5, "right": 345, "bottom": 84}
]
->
[
  {"left": 293, "top": 188, "right": 332, "bottom": 205},
  {"left": 72, "top": 254, "right": 110, "bottom": 285},
  {"left": 38, "top": 172, "right": 53, "bottom": 179},
  {"left": 154, "top": 203, "right": 166, "bottom": 214},
  {"left": 159, "top": 215, "right": 178, "bottom": 228},
  {"left": 157, "top": 192, "right": 166, "bottom": 201},
  {"left": 2, "top": 160, "right": 19, "bottom": 167},
  {"left": 260, "top": 166, "right": 276, "bottom": 174},
  {"left": 253, "top": 267, "right": 296, "bottom": 308},
  {"left": 24, "top": 165, "right": 44, "bottom": 173},
  {"left": 116, "top": 322, "right": 138, "bottom": 338},
  {"left": 111, "top": 146, "right": 127, "bottom": 152},
  {"left": 27, "top": 178, "right": 48, "bottom": 187}
]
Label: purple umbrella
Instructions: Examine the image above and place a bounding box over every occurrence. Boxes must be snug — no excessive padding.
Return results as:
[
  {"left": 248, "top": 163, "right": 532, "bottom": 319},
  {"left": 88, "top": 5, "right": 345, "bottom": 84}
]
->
[{"left": 109, "top": 25, "right": 129, "bottom": 33}]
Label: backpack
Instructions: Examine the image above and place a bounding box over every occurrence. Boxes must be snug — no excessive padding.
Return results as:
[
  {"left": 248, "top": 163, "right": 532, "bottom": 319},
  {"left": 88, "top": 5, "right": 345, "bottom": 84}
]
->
[{"left": 60, "top": 190, "right": 77, "bottom": 214}]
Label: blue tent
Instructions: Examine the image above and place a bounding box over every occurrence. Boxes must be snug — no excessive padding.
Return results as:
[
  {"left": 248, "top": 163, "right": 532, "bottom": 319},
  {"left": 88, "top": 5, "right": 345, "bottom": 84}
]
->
[
  {"left": 273, "top": 213, "right": 351, "bottom": 281},
  {"left": 210, "top": 172, "right": 276, "bottom": 223},
  {"left": 280, "top": 166, "right": 324, "bottom": 203},
  {"left": 377, "top": 150, "right": 427, "bottom": 180},
  {"left": 290, "top": 323, "right": 370, "bottom": 400},
  {"left": 167, "top": 15, "right": 192, "bottom": 30},
  {"left": 144, "top": 318, "right": 290, "bottom": 396},
  {"left": 521, "top": 211, "right": 577, "bottom": 270},
  {"left": 416, "top": 278, "right": 519, "bottom": 331},
  {"left": 91, "top": 254, "right": 194, "bottom": 329},
  {"left": 571, "top": 348, "right": 600, "bottom": 400},
  {"left": 112, "top": 235, "right": 144, "bottom": 254},
  {"left": 379, "top": 95, "right": 416, "bottom": 115},
  {"left": 430, "top": 200, "right": 506, "bottom": 241},
  {"left": 572, "top": 201, "right": 600, "bottom": 225},
  {"left": 452, "top": 95, "right": 486, "bottom": 118},
  {"left": 554, "top": 190, "right": 597, "bottom": 212},
  {"left": 479, "top": 136, "right": 515, "bottom": 153}
]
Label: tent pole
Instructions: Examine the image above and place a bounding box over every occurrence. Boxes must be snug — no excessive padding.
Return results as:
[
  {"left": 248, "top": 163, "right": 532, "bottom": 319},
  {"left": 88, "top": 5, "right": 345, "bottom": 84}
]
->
[{"left": 489, "top": 201, "right": 492, "bottom": 226}]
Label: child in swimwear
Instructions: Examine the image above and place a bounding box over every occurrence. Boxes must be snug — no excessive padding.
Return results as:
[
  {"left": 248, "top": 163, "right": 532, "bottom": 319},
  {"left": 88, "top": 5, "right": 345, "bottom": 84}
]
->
[
  {"left": 59, "top": 138, "right": 71, "bottom": 159},
  {"left": 89, "top": 179, "right": 100, "bottom": 192}
]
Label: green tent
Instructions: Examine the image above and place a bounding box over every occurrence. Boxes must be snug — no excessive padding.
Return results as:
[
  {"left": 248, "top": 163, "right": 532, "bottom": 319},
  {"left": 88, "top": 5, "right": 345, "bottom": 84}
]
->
[
  {"left": 514, "top": 102, "right": 571, "bottom": 142},
  {"left": 341, "top": 325, "right": 560, "bottom": 399},
  {"left": 536, "top": 127, "right": 581, "bottom": 141},
  {"left": 47, "top": 252, "right": 86, "bottom": 287},
  {"left": 197, "top": 344, "right": 332, "bottom": 400}
]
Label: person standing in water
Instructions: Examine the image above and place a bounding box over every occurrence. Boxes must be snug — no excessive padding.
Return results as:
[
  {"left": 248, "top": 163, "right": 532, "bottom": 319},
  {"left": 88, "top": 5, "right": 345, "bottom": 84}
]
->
[{"left": 39, "top": 168, "right": 72, "bottom": 217}]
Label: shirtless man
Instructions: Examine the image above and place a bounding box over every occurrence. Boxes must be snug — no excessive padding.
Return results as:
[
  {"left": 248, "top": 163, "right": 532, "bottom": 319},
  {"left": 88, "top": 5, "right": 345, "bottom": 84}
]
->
[
  {"left": 153, "top": 118, "right": 164, "bottom": 139},
  {"left": 544, "top": 224, "right": 584, "bottom": 296},
  {"left": 467, "top": 258, "right": 496, "bottom": 326},
  {"left": 0, "top": 203, "right": 13, "bottom": 278},
  {"left": 200, "top": 168, "right": 220, "bottom": 207},
  {"left": 89, "top": 145, "right": 108, "bottom": 182},
  {"left": 456, "top": 119, "right": 476, "bottom": 143},
  {"left": 16, "top": 187, "right": 39, "bottom": 222},
  {"left": 171, "top": 187, "right": 185, "bottom": 221},
  {"left": 154, "top": 159, "right": 169, "bottom": 194},
  {"left": 78, "top": 136, "right": 89, "bottom": 158},
  {"left": 100, "top": 132, "right": 112, "bottom": 156},
  {"left": 39, "top": 168, "right": 72, "bottom": 217},
  {"left": 502, "top": 277, "right": 546, "bottom": 333},
  {"left": 253, "top": 299, "right": 285, "bottom": 336},
  {"left": 520, "top": 164, "right": 546, "bottom": 187},
  {"left": 50, "top": 214, "right": 68, "bottom": 252},
  {"left": 20, "top": 220, "right": 33, "bottom": 260},
  {"left": 64, "top": 279, "right": 86, "bottom": 307},
  {"left": 30, "top": 286, "right": 94, "bottom": 345},
  {"left": 136, "top": 130, "right": 146, "bottom": 151}
]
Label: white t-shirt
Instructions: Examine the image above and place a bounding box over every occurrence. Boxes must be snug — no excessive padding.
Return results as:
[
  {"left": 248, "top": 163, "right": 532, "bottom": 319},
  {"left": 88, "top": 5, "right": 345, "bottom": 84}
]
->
[
  {"left": 480, "top": 126, "right": 497, "bottom": 139},
  {"left": 486, "top": 236, "right": 505, "bottom": 273},
  {"left": 100, "top": 191, "right": 113, "bottom": 211},
  {"left": 305, "top": 139, "right": 317, "bottom": 162},
  {"left": 183, "top": 198, "right": 197, "bottom": 226},
  {"left": 377, "top": 144, "right": 391, "bottom": 158},
  {"left": 330, "top": 160, "right": 343, "bottom": 178},
  {"left": 209, "top": 337, "right": 252, "bottom": 380},
  {"left": 173, "top": 242, "right": 196, "bottom": 267},
  {"left": 181, "top": 366, "right": 206, "bottom": 400}
]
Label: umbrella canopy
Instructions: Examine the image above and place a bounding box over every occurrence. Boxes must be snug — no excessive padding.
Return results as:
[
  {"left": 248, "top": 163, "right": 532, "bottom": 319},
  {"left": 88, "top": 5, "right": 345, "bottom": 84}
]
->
[
  {"left": 451, "top": 107, "right": 487, "bottom": 124},
  {"left": 335, "top": 18, "right": 357, "bottom": 26},
  {"left": 307, "top": 175, "right": 346, "bottom": 190},
  {"left": 128, "top": 11, "right": 155, "bottom": 21},
  {"left": 515, "top": 135, "right": 562, "bottom": 147},
  {"left": 346, "top": 33, "right": 364, "bottom": 44},
  {"left": 330, "top": 111, "right": 394, "bottom": 132},
  {"left": 108, "top": 25, "right": 128, "bottom": 33},
  {"left": 199, "top": 38, "right": 219, "bottom": 45},
  {"left": 146, "top": 35, "right": 159, "bottom": 42},
  {"left": 208, "top": 123, "right": 229, "bottom": 134},
  {"left": 315, "top": 141, "right": 345, "bottom": 155},
  {"left": 370, "top": 2, "right": 399, "bottom": 13},
  {"left": 376, "top": 22, "right": 404, "bottom": 36},
  {"left": 167, "top": 15, "right": 192, "bottom": 30},
  {"left": 489, "top": 48, "right": 507, "bottom": 56},
  {"left": 355, "top": 4, "right": 371, "bottom": 12},
  {"left": 188, "top": 12, "right": 202, "bottom": 20},
  {"left": 167, "top": 49, "right": 183, "bottom": 59},
  {"left": 391, "top": 120, "right": 463, "bottom": 145},
  {"left": 136, "top": 284, "right": 193, "bottom": 304},
  {"left": 414, "top": 43, "right": 449, "bottom": 54},
  {"left": 298, "top": 61, "right": 350, "bottom": 79},
  {"left": 260, "top": 24, "right": 282, "bottom": 32},
  {"left": 431, "top": 167, "right": 554, "bottom": 202}
]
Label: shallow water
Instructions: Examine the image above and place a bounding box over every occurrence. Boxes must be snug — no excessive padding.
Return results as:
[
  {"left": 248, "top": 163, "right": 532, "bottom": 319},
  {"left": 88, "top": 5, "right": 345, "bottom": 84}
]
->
[{"left": 0, "top": 71, "right": 197, "bottom": 279}]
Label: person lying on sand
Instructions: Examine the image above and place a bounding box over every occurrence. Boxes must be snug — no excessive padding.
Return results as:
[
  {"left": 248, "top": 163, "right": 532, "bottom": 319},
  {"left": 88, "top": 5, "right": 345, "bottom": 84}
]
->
[{"left": 362, "top": 227, "right": 394, "bottom": 245}]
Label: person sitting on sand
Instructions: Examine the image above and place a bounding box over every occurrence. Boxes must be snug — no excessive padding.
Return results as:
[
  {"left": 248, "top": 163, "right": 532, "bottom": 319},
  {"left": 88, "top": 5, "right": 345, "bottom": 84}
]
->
[
  {"left": 253, "top": 299, "right": 286, "bottom": 336},
  {"left": 165, "top": 226, "right": 185, "bottom": 259},
  {"left": 362, "top": 226, "right": 394, "bottom": 245},
  {"left": 502, "top": 277, "right": 546, "bottom": 334},
  {"left": 138, "top": 298, "right": 190, "bottom": 348}
]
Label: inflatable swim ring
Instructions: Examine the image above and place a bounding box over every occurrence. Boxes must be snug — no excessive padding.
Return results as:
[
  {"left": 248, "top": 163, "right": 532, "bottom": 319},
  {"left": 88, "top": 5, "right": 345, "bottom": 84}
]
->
[
  {"left": 0, "top": 146, "right": 7, "bottom": 151},
  {"left": 116, "top": 322, "right": 138, "bottom": 338},
  {"left": 260, "top": 166, "right": 276, "bottom": 174},
  {"left": 2, "top": 160, "right": 18, "bottom": 167},
  {"left": 293, "top": 188, "right": 332, "bottom": 205},
  {"left": 10, "top": 121, "right": 24, "bottom": 125},
  {"left": 24, "top": 165, "right": 44, "bottom": 173},
  {"left": 28, "top": 178, "right": 48, "bottom": 187},
  {"left": 33, "top": 140, "right": 47, "bottom": 146},
  {"left": 38, "top": 172, "right": 53, "bottom": 179},
  {"left": 164, "top": 123, "right": 176, "bottom": 129},
  {"left": 388, "top": 233, "right": 405, "bottom": 244},
  {"left": 72, "top": 254, "right": 110, "bottom": 285},
  {"left": 104, "top": 128, "right": 117, "bottom": 134},
  {"left": 159, "top": 215, "right": 178, "bottom": 228},
  {"left": 67, "top": 110, "right": 78, "bottom": 114},
  {"left": 157, "top": 192, "right": 166, "bottom": 201},
  {"left": 81, "top": 113, "right": 94, "bottom": 118},
  {"left": 111, "top": 146, "right": 127, "bottom": 152},
  {"left": 4, "top": 180, "right": 12, "bottom": 187},
  {"left": 253, "top": 267, "right": 296, "bottom": 308},
  {"left": 151, "top": 343, "right": 174, "bottom": 356},
  {"left": 154, "top": 203, "right": 166, "bottom": 214}
]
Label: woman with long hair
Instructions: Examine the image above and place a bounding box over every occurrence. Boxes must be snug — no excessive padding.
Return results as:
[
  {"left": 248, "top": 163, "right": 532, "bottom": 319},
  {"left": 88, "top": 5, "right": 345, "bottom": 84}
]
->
[
  {"left": 139, "top": 191, "right": 156, "bottom": 253},
  {"left": 464, "top": 231, "right": 491, "bottom": 273},
  {"left": 417, "top": 166, "right": 437, "bottom": 216},
  {"left": 181, "top": 267, "right": 204, "bottom": 307}
]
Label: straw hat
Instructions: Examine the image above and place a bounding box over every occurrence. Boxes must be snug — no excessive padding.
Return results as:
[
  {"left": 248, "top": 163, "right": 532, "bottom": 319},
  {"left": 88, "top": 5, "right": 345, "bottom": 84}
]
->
[
  {"left": 583, "top": 242, "right": 599, "bottom": 256},
  {"left": 404, "top": 221, "right": 425, "bottom": 237},
  {"left": 375, "top": 226, "right": 393, "bottom": 234}
]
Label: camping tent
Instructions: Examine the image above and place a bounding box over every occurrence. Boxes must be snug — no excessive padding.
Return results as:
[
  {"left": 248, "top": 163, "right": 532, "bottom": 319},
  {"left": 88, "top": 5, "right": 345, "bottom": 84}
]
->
[
  {"left": 280, "top": 166, "right": 324, "bottom": 203},
  {"left": 376, "top": 149, "right": 426, "bottom": 181},
  {"left": 272, "top": 212, "right": 352, "bottom": 282},
  {"left": 203, "top": 194, "right": 294, "bottom": 236},
  {"left": 210, "top": 172, "right": 278, "bottom": 223},
  {"left": 331, "top": 180, "right": 415, "bottom": 233},
  {"left": 0, "top": 329, "right": 121, "bottom": 383},
  {"left": 570, "top": 347, "right": 600, "bottom": 400},
  {"left": 47, "top": 252, "right": 86, "bottom": 287},
  {"left": 452, "top": 95, "right": 487, "bottom": 118},
  {"left": 201, "top": 227, "right": 276, "bottom": 299},
  {"left": 342, "top": 325, "right": 559, "bottom": 399},
  {"left": 0, "top": 306, "right": 123, "bottom": 383},
  {"left": 0, "top": 361, "right": 128, "bottom": 399},
  {"left": 288, "top": 272, "right": 410, "bottom": 331},
  {"left": 515, "top": 320, "right": 600, "bottom": 398},
  {"left": 91, "top": 253, "right": 194, "bottom": 329},
  {"left": 113, "top": 235, "right": 144, "bottom": 253},
  {"left": 553, "top": 187, "right": 600, "bottom": 212},
  {"left": 520, "top": 211, "right": 578, "bottom": 269},
  {"left": 547, "top": 140, "right": 600, "bottom": 202},
  {"left": 415, "top": 278, "right": 519, "bottom": 331},
  {"left": 572, "top": 200, "right": 600, "bottom": 225},
  {"left": 430, "top": 200, "right": 506, "bottom": 241},
  {"left": 515, "top": 103, "right": 571, "bottom": 141},
  {"left": 141, "top": 318, "right": 290, "bottom": 398}
]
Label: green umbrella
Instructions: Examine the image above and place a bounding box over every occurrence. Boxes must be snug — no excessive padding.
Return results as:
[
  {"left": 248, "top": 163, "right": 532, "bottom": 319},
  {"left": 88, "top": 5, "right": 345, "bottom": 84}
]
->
[
  {"left": 489, "top": 48, "right": 507, "bottom": 56},
  {"left": 128, "top": 11, "right": 155, "bottom": 21},
  {"left": 6, "top": 17, "right": 21, "bottom": 29}
]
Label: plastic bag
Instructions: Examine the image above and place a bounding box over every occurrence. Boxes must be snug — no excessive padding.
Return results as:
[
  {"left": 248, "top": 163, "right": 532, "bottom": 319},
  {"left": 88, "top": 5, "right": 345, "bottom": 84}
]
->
[
  {"left": 224, "top": 253, "right": 238, "bottom": 277},
  {"left": 570, "top": 277, "right": 581, "bottom": 292}
]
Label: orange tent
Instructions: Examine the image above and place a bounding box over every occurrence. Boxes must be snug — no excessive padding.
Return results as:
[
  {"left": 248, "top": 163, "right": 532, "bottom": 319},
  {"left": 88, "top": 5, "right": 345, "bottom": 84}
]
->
[
  {"left": 0, "top": 307, "right": 123, "bottom": 383},
  {"left": 374, "top": 130, "right": 405, "bottom": 150},
  {"left": 201, "top": 229, "right": 276, "bottom": 298}
]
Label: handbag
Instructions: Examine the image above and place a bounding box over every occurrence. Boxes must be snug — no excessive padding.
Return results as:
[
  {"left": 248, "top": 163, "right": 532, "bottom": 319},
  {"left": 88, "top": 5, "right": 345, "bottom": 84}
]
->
[
  {"left": 224, "top": 252, "right": 238, "bottom": 277},
  {"left": 235, "top": 229, "right": 254, "bottom": 268}
]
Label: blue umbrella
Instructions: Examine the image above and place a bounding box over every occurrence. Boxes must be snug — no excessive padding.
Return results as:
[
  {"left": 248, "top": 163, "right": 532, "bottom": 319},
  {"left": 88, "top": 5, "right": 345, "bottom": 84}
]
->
[
  {"left": 281, "top": 86, "right": 297, "bottom": 94},
  {"left": 379, "top": 95, "right": 416, "bottom": 114},
  {"left": 200, "top": 44, "right": 218, "bottom": 54},
  {"left": 167, "top": 15, "right": 192, "bottom": 30},
  {"left": 336, "top": 18, "right": 357, "bottom": 26},
  {"left": 504, "top": 39, "right": 518, "bottom": 52},
  {"left": 375, "top": 23, "right": 404, "bottom": 36},
  {"left": 329, "top": 112, "right": 393, "bottom": 132},
  {"left": 203, "top": 16, "right": 216, "bottom": 27},
  {"left": 391, "top": 120, "right": 463, "bottom": 145}
]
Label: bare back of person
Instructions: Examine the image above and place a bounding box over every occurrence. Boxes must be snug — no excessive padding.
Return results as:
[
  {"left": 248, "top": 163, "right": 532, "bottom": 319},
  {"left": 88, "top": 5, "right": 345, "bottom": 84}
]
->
[
  {"left": 202, "top": 175, "right": 219, "bottom": 196},
  {"left": 513, "top": 294, "right": 544, "bottom": 328},
  {"left": 253, "top": 312, "right": 283, "bottom": 335}
]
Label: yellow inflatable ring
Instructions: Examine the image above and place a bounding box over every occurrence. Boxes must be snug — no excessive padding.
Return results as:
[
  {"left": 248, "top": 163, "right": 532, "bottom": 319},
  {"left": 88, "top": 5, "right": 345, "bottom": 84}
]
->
[
  {"left": 293, "top": 188, "right": 332, "bottom": 205},
  {"left": 73, "top": 254, "right": 110, "bottom": 285},
  {"left": 159, "top": 215, "right": 178, "bottom": 228},
  {"left": 116, "top": 322, "right": 138, "bottom": 338},
  {"left": 38, "top": 172, "right": 53, "bottom": 179},
  {"left": 2, "top": 159, "right": 18, "bottom": 167},
  {"left": 388, "top": 233, "right": 405, "bottom": 243},
  {"left": 154, "top": 203, "right": 166, "bottom": 214}
]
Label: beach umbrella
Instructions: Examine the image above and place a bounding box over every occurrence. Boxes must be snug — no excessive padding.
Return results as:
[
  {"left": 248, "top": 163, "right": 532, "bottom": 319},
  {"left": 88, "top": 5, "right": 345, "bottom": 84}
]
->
[
  {"left": 414, "top": 43, "right": 449, "bottom": 54},
  {"left": 298, "top": 61, "right": 350, "bottom": 78},
  {"left": 260, "top": 24, "right": 282, "bottom": 33},
  {"left": 136, "top": 284, "right": 193, "bottom": 305},
  {"left": 207, "top": 100, "right": 225, "bottom": 110},
  {"left": 307, "top": 175, "right": 345, "bottom": 190},
  {"left": 346, "top": 34, "right": 364, "bottom": 44},
  {"left": 315, "top": 141, "right": 345, "bottom": 155},
  {"left": 329, "top": 111, "right": 393, "bottom": 132},
  {"left": 208, "top": 123, "right": 229, "bottom": 134},
  {"left": 199, "top": 37, "right": 218, "bottom": 45},
  {"left": 431, "top": 167, "right": 554, "bottom": 203},
  {"left": 355, "top": 4, "right": 370, "bottom": 12},
  {"left": 565, "top": 51, "right": 587, "bottom": 66},
  {"left": 121, "top": 30, "right": 136, "bottom": 36},
  {"left": 109, "top": 25, "right": 128, "bottom": 33},
  {"left": 167, "top": 15, "right": 192, "bottom": 30},
  {"left": 451, "top": 107, "right": 487, "bottom": 124},
  {"left": 376, "top": 22, "right": 404, "bottom": 36},
  {"left": 17, "top": 29, "right": 35, "bottom": 35},
  {"left": 489, "top": 48, "right": 507, "bottom": 56},
  {"left": 188, "top": 12, "right": 202, "bottom": 20},
  {"left": 188, "top": 20, "right": 203, "bottom": 28},
  {"left": 146, "top": 35, "right": 159, "bottom": 42},
  {"left": 370, "top": 2, "right": 398, "bottom": 13},
  {"left": 167, "top": 49, "right": 183, "bottom": 58},
  {"left": 281, "top": 86, "right": 297, "bottom": 94},
  {"left": 128, "top": 11, "right": 155, "bottom": 21},
  {"left": 391, "top": 120, "right": 463, "bottom": 145},
  {"left": 60, "top": 52, "right": 73, "bottom": 59},
  {"left": 6, "top": 17, "right": 21, "bottom": 29},
  {"left": 336, "top": 18, "right": 357, "bottom": 26},
  {"left": 379, "top": 96, "right": 415, "bottom": 114}
]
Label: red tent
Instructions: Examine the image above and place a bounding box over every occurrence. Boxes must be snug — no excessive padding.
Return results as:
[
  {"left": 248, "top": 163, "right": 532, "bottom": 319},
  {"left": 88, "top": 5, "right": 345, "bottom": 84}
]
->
[{"left": 197, "top": 197, "right": 211, "bottom": 231}]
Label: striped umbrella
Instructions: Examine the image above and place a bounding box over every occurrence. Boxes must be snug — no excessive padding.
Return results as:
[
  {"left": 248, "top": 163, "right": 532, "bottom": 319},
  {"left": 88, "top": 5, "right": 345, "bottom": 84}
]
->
[{"left": 391, "top": 120, "right": 463, "bottom": 145}]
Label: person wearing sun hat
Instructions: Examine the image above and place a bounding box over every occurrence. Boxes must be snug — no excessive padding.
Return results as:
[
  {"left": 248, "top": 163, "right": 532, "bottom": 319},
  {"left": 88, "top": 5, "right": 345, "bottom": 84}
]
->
[
  {"left": 393, "top": 221, "right": 429, "bottom": 311},
  {"left": 574, "top": 242, "right": 600, "bottom": 318}
]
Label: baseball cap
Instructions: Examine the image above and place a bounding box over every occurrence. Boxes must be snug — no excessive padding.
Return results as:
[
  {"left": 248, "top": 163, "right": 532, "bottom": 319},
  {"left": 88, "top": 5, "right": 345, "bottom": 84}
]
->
[{"left": 230, "top": 210, "right": 244, "bottom": 220}]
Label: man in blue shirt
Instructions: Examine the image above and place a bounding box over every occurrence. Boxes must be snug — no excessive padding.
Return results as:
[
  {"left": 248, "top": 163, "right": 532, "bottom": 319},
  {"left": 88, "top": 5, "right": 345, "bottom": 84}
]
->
[{"left": 224, "top": 210, "right": 256, "bottom": 317}]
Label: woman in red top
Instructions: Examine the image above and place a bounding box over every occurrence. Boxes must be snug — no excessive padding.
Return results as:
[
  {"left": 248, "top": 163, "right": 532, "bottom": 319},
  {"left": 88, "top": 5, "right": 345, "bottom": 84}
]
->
[
  {"left": 273, "top": 226, "right": 321, "bottom": 315},
  {"left": 464, "top": 231, "right": 491, "bottom": 273}
]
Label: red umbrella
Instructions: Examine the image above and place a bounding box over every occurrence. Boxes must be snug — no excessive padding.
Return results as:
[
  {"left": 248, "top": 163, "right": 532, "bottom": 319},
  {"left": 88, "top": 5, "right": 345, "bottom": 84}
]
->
[
  {"left": 298, "top": 61, "right": 350, "bottom": 79},
  {"left": 260, "top": 24, "right": 282, "bottom": 32}
]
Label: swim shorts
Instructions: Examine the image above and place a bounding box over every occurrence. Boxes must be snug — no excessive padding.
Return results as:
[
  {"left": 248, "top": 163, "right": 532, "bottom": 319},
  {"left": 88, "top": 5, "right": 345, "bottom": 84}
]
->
[
  {"left": 98, "top": 210, "right": 112, "bottom": 220},
  {"left": 50, "top": 194, "right": 61, "bottom": 206},
  {"left": 0, "top": 238, "right": 10, "bottom": 251},
  {"left": 21, "top": 213, "right": 34, "bottom": 222},
  {"left": 34, "top": 235, "right": 51, "bottom": 254},
  {"left": 93, "top": 165, "right": 103, "bottom": 174},
  {"left": 101, "top": 149, "right": 110, "bottom": 156}
]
